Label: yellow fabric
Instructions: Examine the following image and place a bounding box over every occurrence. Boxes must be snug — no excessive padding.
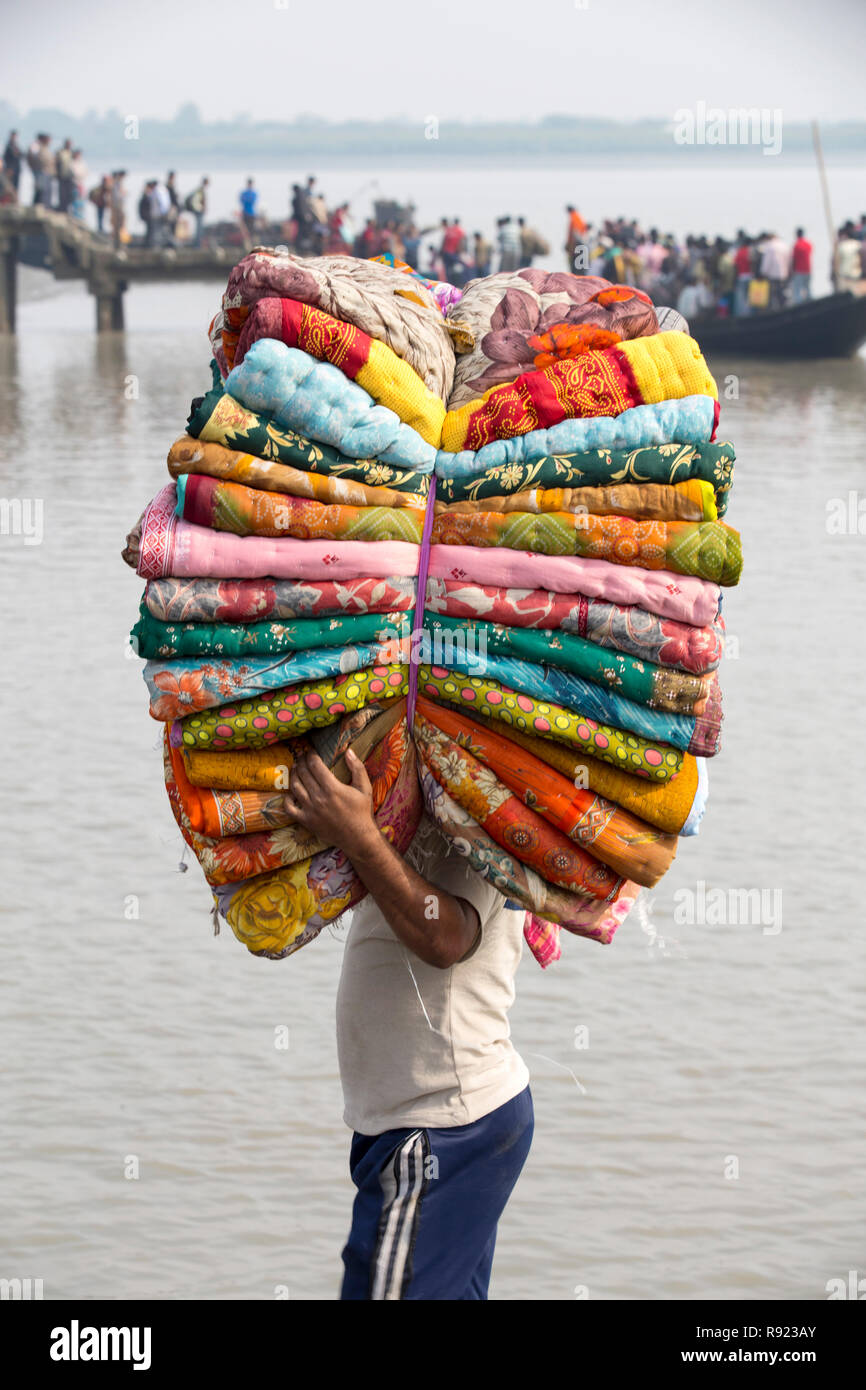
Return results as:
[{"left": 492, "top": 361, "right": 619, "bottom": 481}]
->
[
  {"left": 620, "top": 330, "right": 718, "bottom": 405},
  {"left": 355, "top": 338, "right": 446, "bottom": 446},
  {"left": 436, "top": 478, "right": 717, "bottom": 522},
  {"left": 440, "top": 332, "right": 718, "bottom": 452},
  {"left": 501, "top": 726, "right": 700, "bottom": 835}
]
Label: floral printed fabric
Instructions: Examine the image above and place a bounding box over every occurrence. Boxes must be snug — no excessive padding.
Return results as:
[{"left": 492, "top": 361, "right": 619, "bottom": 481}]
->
[
  {"left": 164, "top": 716, "right": 409, "bottom": 887},
  {"left": 434, "top": 395, "right": 719, "bottom": 476},
  {"left": 232, "top": 297, "right": 446, "bottom": 445},
  {"left": 423, "top": 613, "right": 713, "bottom": 714},
  {"left": 420, "top": 768, "right": 641, "bottom": 943},
  {"left": 445, "top": 269, "right": 658, "bottom": 410},
  {"left": 226, "top": 339, "right": 437, "bottom": 469},
  {"left": 174, "top": 473, "right": 425, "bottom": 543},
  {"left": 144, "top": 575, "right": 416, "bottom": 624},
  {"left": 132, "top": 602, "right": 410, "bottom": 661},
  {"left": 434, "top": 441, "right": 735, "bottom": 516},
  {"left": 497, "top": 723, "right": 700, "bottom": 836},
  {"left": 210, "top": 247, "right": 456, "bottom": 398},
  {"left": 187, "top": 387, "right": 431, "bottom": 495},
  {"left": 168, "top": 436, "right": 428, "bottom": 509},
  {"left": 414, "top": 712, "right": 627, "bottom": 902},
  {"left": 415, "top": 698, "right": 677, "bottom": 887},
  {"left": 214, "top": 734, "right": 423, "bottom": 958},
  {"left": 440, "top": 332, "right": 718, "bottom": 452},
  {"left": 424, "top": 579, "right": 724, "bottom": 674},
  {"left": 145, "top": 643, "right": 405, "bottom": 720}
]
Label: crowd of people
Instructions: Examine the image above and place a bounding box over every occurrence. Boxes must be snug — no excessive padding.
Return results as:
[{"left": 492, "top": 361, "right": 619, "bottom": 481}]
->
[
  {"left": 564, "top": 213, "right": 866, "bottom": 318},
  {"left": 234, "top": 176, "right": 554, "bottom": 284},
  {"left": 5, "top": 131, "right": 866, "bottom": 312},
  {"left": 0, "top": 130, "right": 211, "bottom": 251}
]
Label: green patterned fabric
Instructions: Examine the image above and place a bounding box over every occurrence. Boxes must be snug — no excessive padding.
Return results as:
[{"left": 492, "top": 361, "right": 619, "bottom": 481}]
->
[
  {"left": 424, "top": 614, "right": 708, "bottom": 714},
  {"left": 435, "top": 441, "right": 735, "bottom": 515},
  {"left": 131, "top": 602, "right": 410, "bottom": 660},
  {"left": 186, "top": 386, "right": 431, "bottom": 495}
]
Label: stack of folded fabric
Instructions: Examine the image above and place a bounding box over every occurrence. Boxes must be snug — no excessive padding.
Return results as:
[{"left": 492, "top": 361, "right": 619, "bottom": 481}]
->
[{"left": 123, "top": 252, "right": 741, "bottom": 969}]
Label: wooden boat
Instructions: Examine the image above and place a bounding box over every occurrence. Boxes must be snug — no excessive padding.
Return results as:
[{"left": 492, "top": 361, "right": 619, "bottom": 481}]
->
[{"left": 693, "top": 291, "right": 866, "bottom": 358}]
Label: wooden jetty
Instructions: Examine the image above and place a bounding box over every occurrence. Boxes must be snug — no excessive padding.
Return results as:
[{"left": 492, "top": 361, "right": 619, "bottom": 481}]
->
[{"left": 0, "top": 204, "right": 238, "bottom": 333}]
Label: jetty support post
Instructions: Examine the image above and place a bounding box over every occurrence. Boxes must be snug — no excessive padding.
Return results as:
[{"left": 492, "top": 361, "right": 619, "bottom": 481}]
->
[
  {"left": 0, "top": 230, "right": 18, "bottom": 334},
  {"left": 89, "top": 269, "right": 126, "bottom": 331}
]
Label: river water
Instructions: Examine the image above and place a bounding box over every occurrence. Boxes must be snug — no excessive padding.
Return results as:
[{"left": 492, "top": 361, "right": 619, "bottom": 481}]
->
[{"left": 1, "top": 228, "right": 865, "bottom": 1300}]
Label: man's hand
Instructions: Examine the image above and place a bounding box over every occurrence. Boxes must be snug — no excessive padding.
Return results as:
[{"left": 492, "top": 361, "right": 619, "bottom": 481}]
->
[{"left": 282, "top": 748, "right": 378, "bottom": 857}]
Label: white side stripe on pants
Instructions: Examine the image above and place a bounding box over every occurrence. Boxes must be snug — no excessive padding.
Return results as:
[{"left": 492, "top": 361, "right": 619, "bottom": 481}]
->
[{"left": 371, "top": 1130, "right": 428, "bottom": 1300}]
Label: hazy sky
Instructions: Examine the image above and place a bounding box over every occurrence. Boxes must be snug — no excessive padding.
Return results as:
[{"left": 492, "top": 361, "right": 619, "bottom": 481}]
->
[{"left": 3, "top": 0, "right": 866, "bottom": 124}]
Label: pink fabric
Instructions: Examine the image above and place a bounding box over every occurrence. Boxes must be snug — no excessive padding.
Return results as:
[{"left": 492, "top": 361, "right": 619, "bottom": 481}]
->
[
  {"left": 523, "top": 913, "right": 561, "bottom": 967},
  {"left": 134, "top": 485, "right": 420, "bottom": 582},
  {"left": 427, "top": 546, "right": 721, "bottom": 627},
  {"left": 132, "top": 485, "right": 720, "bottom": 626}
]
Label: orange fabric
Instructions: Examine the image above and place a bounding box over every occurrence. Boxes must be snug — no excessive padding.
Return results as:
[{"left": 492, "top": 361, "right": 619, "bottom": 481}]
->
[{"left": 416, "top": 698, "right": 677, "bottom": 887}]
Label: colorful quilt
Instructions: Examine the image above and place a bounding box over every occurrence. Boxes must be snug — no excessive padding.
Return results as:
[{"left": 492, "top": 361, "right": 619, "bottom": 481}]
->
[
  {"left": 175, "top": 473, "right": 424, "bottom": 543},
  {"left": 422, "top": 613, "right": 714, "bottom": 713},
  {"left": 415, "top": 698, "right": 676, "bottom": 886},
  {"left": 168, "top": 436, "right": 428, "bottom": 509},
  {"left": 421, "top": 770, "right": 641, "bottom": 943},
  {"left": 437, "top": 478, "right": 718, "bottom": 523},
  {"left": 416, "top": 666, "right": 683, "bottom": 782},
  {"left": 132, "top": 602, "right": 409, "bottom": 661},
  {"left": 414, "top": 712, "right": 626, "bottom": 901},
  {"left": 424, "top": 580, "right": 724, "bottom": 674},
  {"left": 445, "top": 269, "right": 658, "bottom": 409},
  {"left": 225, "top": 339, "right": 437, "bottom": 468},
  {"left": 435, "top": 395, "right": 719, "bottom": 476},
  {"left": 211, "top": 247, "right": 456, "bottom": 397},
  {"left": 434, "top": 441, "right": 735, "bottom": 516},
  {"left": 187, "top": 387, "right": 431, "bottom": 494},
  {"left": 232, "top": 297, "right": 446, "bottom": 445},
  {"left": 174, "top": 664, "right": 408, "bottom": 751},
  {"left": 430, "top": 510, "right": 742, "bottom": 585},
  {"left": 440, "top": 332, "right": 718, "bottom": 452},
  {"left": 144, "top": 575, "right": 416, "bottom": 624}
]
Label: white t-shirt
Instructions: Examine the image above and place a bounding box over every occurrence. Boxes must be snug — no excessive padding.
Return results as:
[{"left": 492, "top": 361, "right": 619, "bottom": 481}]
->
[{"left": 336, "top": 820, "right": 530, "bottom": 1136}]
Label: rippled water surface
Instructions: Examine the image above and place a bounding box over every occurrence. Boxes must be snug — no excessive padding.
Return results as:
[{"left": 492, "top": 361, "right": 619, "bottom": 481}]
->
[{"left": 1, "top": 269, "right": 865, "bottom": 1301}]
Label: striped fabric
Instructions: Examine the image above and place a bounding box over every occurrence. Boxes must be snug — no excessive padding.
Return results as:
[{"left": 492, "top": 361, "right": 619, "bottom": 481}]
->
[{"left": 370, "top": 1130, "right": 430, "bottom": 1300}]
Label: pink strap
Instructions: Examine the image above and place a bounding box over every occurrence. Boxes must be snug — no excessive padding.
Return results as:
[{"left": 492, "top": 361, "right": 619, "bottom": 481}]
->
[{"left": 407, "top": 475, "right": 437, "bottom": 729}]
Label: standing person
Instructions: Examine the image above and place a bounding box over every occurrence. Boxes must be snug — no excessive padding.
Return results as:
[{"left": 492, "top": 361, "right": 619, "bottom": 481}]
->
[
  {"left": 497, "top": 216, "right": 521, "bottom": 272},
  {"left": 733, "top": 233, "right": 753, "bottom": 317},
  {"left": 760, "top": 231, "right": 790, "bottom": 310},
  {"left": 3, "top": 130, "right": 22, "bottom": 198},
  {"left": 184, "top": 177, "right": 209, "bottom": 247},
  {"left": 110, "top": 170, "right": 127, "bottom": 248},
  {"left": 441, "top": 217, "right": 465, "bottom": 282},
  {"left": 89, "top": 173, "right": 112, "bottom": 235},
  {"left": 790, "top": 227, "right": 812, "bottom": 304},
  {"left": 239, "top": 178, "right": 259, "bottom": 246},
  {"left": 165, "top": 171, "right": 181, "bottom": 241},
  {"left": 472, "top": 230, "right": 492, "bottom": 277},
  {"left": 138, "top": 180, "right": 155, "bottom": 247},
  {"left": 564, "top": 204, "right": 587, "bottom": 270},
  {"left": 834, "top": 223, "right": 864, "bottom": 294},
  {"left": 56, "top": 138, "right": 74, "bottom": 212},
  {"left": 279, "top": 751, "right": 533, "bottom": 1301},
  {"left": 69, "top": 149, "right": 88, "bottom": 220}
]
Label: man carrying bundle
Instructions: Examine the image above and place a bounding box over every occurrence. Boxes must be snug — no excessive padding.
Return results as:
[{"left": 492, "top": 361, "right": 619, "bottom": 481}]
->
[{"left": 283, "top": 747, "right": 534, "bottom": 1302}]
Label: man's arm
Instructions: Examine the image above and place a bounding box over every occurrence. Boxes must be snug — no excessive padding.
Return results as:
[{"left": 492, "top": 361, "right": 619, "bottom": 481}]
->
[{"left": 282, "top": 748, "right": 480, "bottom": 969}]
